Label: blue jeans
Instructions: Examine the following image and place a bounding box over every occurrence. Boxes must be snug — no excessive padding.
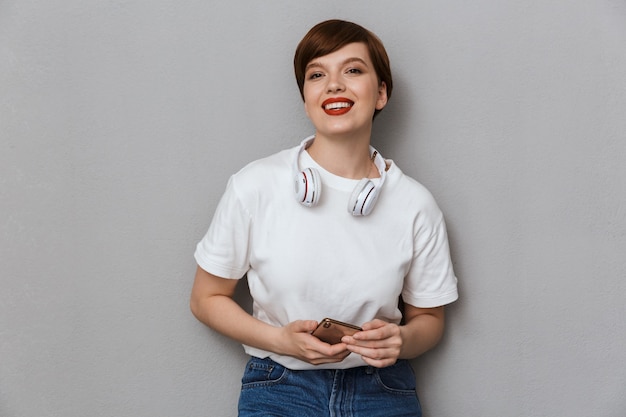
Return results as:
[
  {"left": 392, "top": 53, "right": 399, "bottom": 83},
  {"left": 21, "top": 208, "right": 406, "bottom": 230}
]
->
[{"left": 238, "top": 356, "right": 422, "bottom": 417}]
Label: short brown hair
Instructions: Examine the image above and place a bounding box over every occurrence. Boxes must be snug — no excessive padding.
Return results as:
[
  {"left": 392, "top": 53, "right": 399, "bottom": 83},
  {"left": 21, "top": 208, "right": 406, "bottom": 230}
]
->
[{"left": 294, "top": 20, "right": 393, "bottom": 118}]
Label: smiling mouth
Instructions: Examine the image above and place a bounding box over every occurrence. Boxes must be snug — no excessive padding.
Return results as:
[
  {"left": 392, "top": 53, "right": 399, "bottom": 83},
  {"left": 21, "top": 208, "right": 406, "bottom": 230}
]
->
[{"left": 322, "top": 98, "right": 354, "bottom": 115}]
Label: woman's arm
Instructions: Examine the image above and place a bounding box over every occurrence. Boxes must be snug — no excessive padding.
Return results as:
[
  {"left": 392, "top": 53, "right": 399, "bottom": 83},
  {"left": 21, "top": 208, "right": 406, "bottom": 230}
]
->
[
  {"left": 190, "top": 266, "right": 350, "bottom": 364},
  {"left": 342, "top": 303, "right": 446, "bottom": 368}
]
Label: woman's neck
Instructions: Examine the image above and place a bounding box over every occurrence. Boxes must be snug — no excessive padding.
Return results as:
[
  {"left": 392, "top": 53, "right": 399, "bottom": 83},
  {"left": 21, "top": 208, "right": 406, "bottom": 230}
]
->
[{"left": 306, "top": 132, "right": 379, "bottom": 179}]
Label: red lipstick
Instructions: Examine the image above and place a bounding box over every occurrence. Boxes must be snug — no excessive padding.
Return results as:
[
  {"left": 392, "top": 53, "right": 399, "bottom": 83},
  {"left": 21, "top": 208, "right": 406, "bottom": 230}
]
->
[{"left": 322, "top": 97, "right": 354, "bottom": 116}]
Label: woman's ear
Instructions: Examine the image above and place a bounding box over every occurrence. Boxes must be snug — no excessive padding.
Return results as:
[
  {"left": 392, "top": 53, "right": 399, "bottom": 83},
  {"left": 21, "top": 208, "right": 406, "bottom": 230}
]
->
[{"left": 376, "top": 81, "right": 388, "bottom": 110}]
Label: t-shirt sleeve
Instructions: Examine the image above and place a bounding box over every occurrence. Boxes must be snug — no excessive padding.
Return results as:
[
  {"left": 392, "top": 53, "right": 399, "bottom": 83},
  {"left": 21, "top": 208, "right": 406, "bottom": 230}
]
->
[
  {"left": 402, "top": 209, "right": 459, "bottom": 308},
  {"left": 194, "top": 175, "right": 252, "bottom": 279}
]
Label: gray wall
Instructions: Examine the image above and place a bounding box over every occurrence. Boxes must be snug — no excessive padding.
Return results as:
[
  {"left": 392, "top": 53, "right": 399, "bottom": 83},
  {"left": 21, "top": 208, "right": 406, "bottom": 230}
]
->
[{"left": 2, "top": 1, "right": 625, "bottom": 416}]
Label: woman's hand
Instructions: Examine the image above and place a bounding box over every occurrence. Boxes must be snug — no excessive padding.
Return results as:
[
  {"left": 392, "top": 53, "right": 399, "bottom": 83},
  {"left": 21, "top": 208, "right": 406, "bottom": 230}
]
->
[
  {"left": 341, "top": 319, "right": 402, "bottom": 368},
  {"left": 191, "top": 268, "right": 349, "bottom": 365},
  {"left": 341, "top": 305, "right": 446, "bottom": 368},
  {"left": 277, "top": 320, "right": 351, "bottom": 365}
]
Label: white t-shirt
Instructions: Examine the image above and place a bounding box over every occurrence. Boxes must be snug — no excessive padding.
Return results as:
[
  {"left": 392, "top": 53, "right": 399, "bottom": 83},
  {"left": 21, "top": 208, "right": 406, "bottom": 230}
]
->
[{"left": 195, "top": 141, "right": 458, "bottom": 370}]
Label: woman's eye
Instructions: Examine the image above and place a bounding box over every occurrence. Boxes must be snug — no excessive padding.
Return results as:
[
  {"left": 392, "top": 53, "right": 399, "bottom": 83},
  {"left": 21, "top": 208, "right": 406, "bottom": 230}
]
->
[
  {"left": 308, "top": 72, "right": 323, "bottom": 80},
  {"left": 346, "top": 68, "right": 362, "bottom": 74}
]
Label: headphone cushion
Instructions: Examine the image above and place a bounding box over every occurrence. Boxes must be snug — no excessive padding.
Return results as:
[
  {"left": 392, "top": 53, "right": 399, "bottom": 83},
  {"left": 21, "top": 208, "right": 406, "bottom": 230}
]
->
[
  {"left": 348, "top": 179, "right": 377, "bottom": 216},
  {"left": 295, "top": 167, "right": 321, "bottom": 207}
]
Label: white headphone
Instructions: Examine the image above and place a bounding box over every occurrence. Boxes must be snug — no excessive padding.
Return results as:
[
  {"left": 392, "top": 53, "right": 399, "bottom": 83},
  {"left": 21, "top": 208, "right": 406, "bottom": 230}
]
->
[{"left": 293, "top": 136, "right": 388, "bottom": 216}]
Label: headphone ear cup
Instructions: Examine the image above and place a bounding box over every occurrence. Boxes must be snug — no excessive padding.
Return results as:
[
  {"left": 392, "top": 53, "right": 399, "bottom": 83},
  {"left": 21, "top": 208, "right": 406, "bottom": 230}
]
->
[
  {"left": 294, "top": 167, "right": 321, "bottom": 207},
  {"left": 348, "top": 179, "right": 378, "bottom": 216}
]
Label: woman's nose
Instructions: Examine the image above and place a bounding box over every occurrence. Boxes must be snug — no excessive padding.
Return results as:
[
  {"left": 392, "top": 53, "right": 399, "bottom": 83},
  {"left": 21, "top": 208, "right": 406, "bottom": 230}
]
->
[{"left": 326, "top": 74, "right": 345, "bottom": 93}]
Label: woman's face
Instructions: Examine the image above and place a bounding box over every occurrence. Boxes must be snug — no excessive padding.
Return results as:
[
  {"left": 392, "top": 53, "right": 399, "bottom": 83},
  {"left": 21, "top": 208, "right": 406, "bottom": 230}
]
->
[{"left": 302, "top": 42, "right": 387, "bottom": 139}]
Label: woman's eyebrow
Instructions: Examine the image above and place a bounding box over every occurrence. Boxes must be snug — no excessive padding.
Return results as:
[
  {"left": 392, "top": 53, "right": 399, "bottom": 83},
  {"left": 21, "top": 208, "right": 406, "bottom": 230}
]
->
[
  {"left": 305, "top": 57, "right": 369, "bottom": 73},
  {"left": 304, "top": 61, "right": 323, "bottom": 73},
  {"left": 343, "top": 57, "right": 369, "bottom": 67}
]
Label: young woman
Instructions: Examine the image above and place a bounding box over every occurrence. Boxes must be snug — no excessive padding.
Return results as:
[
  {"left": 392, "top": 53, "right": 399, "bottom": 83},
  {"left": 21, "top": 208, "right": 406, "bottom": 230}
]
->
[{"left": 191, "top": 19, "right": 458, "bottom": 417}]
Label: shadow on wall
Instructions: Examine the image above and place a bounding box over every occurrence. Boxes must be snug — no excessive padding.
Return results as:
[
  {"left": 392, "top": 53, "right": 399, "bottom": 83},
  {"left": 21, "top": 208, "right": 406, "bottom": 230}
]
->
[
  {"left": 371, "top": 72, "right": 415, "bottom": 154},
  {"left": 233, "top": 276, "right": 253, "bottom": 315}
]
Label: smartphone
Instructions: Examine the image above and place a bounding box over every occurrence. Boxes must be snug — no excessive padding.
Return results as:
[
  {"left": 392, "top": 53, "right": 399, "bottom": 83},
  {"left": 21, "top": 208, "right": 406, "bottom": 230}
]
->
[{"left": 311, "top": 318, "right": 362, "bottom": 345}]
